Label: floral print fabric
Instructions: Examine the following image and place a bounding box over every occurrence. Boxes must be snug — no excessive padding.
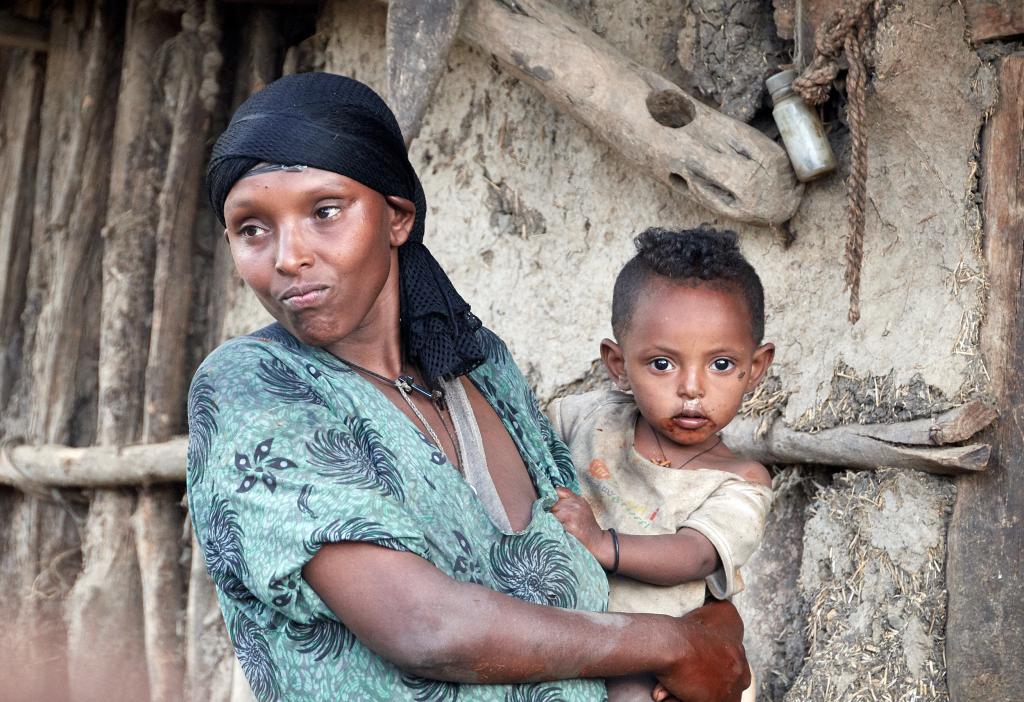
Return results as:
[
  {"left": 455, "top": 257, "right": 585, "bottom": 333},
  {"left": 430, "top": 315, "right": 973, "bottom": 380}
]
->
[{"left": 187, "top": 323, "right": 609, "bottom": 701}]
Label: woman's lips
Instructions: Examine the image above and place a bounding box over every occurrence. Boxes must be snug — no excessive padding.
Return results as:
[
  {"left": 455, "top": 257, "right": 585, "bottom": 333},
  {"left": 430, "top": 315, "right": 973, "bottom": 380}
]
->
[{"left": 280, "top": 285, "right": 329, "bottom": 310}]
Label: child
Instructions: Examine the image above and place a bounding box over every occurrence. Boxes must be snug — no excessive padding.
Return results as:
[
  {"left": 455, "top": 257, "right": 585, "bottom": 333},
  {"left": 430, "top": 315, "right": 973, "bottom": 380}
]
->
[{"left": 548, "top": 226, "right": 775, "bottom": 702}]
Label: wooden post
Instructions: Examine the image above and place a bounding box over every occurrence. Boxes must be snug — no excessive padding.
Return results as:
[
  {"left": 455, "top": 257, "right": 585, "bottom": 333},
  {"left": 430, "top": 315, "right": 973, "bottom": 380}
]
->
[
  {"left": 203, "top": 7, "right": 281, "bottom": 351},
  {"left": 946, "top": 53, "right": 1024, "bottom": 702},
  {"left": 0, "top": 8, "right": 44, "bottom": 412},
  {"left": 724, "top": 401, "right": 996, "bottom": 476},
  {"left": 5, "top": 2, "right": 121, "bottom": 699},
  {"left": 136, "top": 5, "right": 221, "bottom": 700},
  {"left": 65, "top": 1, "right": 176, "bottom": 699},
  {"left": 189, "top": 11, "right": 280, "bottom": 701}
]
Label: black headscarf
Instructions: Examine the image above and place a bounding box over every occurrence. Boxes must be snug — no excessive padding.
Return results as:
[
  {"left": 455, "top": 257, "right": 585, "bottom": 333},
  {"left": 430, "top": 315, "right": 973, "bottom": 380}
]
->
[{"left": 206, "top": 72, "right": 484, "bottom": 385}]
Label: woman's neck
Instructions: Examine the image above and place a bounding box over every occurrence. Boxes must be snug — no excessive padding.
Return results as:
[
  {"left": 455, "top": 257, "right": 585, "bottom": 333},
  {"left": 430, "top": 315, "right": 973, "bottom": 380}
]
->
[{"left": 324, "top": 257, "right": 405, "bottom": 377}]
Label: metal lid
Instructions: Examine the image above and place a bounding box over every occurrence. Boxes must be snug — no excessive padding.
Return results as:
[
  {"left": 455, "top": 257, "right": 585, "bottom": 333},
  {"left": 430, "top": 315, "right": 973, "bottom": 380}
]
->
[{"left": 765, "top": 69, "right": 798, "bottom": 96}]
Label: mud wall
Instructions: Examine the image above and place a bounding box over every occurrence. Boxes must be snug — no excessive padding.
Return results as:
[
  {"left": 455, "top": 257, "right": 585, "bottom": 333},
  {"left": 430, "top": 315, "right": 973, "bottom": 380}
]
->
[
  {"left": 0, "top": 0, "right": 1011, "bottom": 700},
  {"left": 218, "top": 3, "right": 988, "bottom": 697},
  {"left": 222, "top": 1, "right": 994, "bottom": 700}
]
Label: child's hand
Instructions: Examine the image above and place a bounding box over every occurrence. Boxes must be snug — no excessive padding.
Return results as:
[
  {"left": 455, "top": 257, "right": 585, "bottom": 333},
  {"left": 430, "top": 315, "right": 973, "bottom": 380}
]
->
[
  {"left": 551, "top": 487, "right": 608, "bottom": 562},
  {"left": 650, "top": 681, "right": 674, "bottom": 701}
]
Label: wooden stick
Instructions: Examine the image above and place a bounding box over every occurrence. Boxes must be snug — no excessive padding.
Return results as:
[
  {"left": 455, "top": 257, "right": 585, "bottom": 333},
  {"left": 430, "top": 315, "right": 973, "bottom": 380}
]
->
[
  {"left": 0, "top": 437, "right": 188, "bottom": 489},
  {"left": 375, "top": 0, "right": 803, "bottom": 225},
  {"left": 136, "top": 6, "right": 221, "bottom": 701},
  {"left": 846, "top": 400, "right": 997, "bottom": 446},
  {"left": 2, "top": 398, "right": 995, "bottom": 489},
  {"left": 724, "top": 402, "right": 995, "bottom": 476}
]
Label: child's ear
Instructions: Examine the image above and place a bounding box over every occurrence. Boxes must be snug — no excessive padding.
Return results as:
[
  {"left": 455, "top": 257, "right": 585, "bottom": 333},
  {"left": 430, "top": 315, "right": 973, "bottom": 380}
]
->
[
  {"left": 746, "top": 342, "right": 775, "bottom": 391},
  {"left": 600, "top": 338, "right": 630, "bottom": 392}
]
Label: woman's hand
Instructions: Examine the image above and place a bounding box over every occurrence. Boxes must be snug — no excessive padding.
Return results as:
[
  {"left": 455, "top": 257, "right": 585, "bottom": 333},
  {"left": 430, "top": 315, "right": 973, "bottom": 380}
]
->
[
  {"left": 655, "top": 600, "right": 750, "bottom": 702},
  {"left": 551, "top": 486, "right": 609, "bottom": 563}
]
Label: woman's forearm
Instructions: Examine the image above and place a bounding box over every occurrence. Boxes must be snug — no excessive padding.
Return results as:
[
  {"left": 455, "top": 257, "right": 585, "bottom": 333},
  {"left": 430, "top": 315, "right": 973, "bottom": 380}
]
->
[
  {"left": 304, "top": 541, "right": 684, "bottom": 682},
  {"left": 305, "top": 541, "right": 749, "bottom": 701}
]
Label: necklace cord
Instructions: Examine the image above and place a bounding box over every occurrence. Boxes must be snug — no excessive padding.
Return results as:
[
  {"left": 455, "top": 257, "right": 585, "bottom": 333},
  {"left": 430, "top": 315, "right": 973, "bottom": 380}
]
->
[
  {"left": 344, "top": 358, "right": 462, "bottom": 473},
  {"left": 650, "top": 422, "right": 722, "bottom": 469}
]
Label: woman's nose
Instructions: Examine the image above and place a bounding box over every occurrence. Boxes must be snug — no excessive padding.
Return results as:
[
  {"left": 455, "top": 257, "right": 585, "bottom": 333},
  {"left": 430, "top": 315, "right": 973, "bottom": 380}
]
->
[{"left": 275, "top": 224, "right": 313, "bottom": 274}]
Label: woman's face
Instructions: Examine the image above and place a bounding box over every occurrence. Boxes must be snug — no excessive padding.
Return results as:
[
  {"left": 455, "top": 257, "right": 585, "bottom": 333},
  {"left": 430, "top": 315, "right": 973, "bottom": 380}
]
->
[{"left": 223, "top": 166, "right": 415, "bottom": 352}]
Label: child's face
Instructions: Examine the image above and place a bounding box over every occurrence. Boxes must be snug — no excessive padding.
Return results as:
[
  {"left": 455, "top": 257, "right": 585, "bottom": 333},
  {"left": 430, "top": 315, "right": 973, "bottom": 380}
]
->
[{"left": 602, "top": 280, "right": 774, "bottom": 448}]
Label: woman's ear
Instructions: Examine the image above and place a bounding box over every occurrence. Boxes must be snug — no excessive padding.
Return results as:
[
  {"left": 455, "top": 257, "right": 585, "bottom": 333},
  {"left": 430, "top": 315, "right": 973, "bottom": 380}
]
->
[
  {"left": 384, "top": 195, "right": 416, "bottom": 247},
  {"left": 746, "top": 342, "right": 775, "bottom": 391},
  {"left": 600, "top": 338, "right": 630, "bottom": 391}
]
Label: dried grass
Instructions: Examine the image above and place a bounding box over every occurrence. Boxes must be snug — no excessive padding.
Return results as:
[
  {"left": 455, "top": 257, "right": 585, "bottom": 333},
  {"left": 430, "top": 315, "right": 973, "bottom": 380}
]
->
[
  {"left": 793, "top": 362, "right": 955, "bottom": 433},
  {"left": 783, "top": 470, "right": 954, "bottom": 702}
]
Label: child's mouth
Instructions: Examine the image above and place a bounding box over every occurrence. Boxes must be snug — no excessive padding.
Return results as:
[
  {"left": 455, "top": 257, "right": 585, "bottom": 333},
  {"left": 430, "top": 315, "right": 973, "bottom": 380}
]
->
[{"left": 671, "top": 408, "right": 709, "bottom": 430}]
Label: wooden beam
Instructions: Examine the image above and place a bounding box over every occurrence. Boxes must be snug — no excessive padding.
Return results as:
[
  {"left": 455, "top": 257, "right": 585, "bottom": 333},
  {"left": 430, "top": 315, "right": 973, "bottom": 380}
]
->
[
  {"left": 386, "top": 0, "right": 470, "bottom": 145},
  {"left": 1, "top": 397, "right": 993, "bottom": 490},
  {"left": 946, "top": 53, "right": 1024, "bottom": 702},
  {"left": 0, "top": 10, "right": 48, "bottom": 52},
  {"left": 724, "top": 402, "right": 994, "bottom": 476},
  {"left": 965, "top": 1, "right": 1024, "bottom": 44},
  {"left": 374, "top": 0, "right": 803, "bottom": 225}
]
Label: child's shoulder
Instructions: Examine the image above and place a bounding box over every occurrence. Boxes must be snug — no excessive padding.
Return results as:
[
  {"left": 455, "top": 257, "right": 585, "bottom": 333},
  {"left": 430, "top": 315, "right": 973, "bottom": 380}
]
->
[
  {"left": 547, "top": 388, "right": 634, "bottom": 443},
  {"left": 713, "top": 451, "right": 772, "bottom": 488},
  {"left": 550, "top": 387, "right": 632, "bottom": 422}
]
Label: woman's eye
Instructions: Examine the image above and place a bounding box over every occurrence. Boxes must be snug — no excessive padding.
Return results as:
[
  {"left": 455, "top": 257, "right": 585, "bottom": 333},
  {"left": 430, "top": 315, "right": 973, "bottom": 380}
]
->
[
  {"left": 711, "top": 358, "right": 735, "bottom": 372},
  {"left": 651, "top": 358, "right": 673, "bottom": 372},
  {"left": 315, "top": 205, "right": 341, "bottom": 220},
  {"left": 238, "top": 224, "right": 265, "bottom": 238}
]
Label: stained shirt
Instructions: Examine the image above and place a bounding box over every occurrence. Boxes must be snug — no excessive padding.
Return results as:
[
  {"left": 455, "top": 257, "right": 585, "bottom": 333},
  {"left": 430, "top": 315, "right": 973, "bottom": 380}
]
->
[
  {"left": 186, "top": 323, "right": 609, "bottom": 702},
  {"left": 548, "top": 389, "right": 772, "bottom": 617}
]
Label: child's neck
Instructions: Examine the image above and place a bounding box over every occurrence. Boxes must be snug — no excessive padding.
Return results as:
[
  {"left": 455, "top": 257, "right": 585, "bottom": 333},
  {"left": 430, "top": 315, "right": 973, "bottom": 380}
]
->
[{"left": 634, "top": 415, "right": 723, "bottom": 469}]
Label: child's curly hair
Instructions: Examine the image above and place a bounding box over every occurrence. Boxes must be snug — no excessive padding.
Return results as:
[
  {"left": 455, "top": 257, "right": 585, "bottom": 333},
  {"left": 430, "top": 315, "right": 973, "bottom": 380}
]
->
[{"left": 611, "top": 226, "right": 765, "bottom": 343}]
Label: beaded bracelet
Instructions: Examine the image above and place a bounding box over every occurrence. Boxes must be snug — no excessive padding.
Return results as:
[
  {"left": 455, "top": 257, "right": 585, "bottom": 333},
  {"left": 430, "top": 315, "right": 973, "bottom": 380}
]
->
[{"left": 606, "top": 528, "right": 620, "bottom": 574}]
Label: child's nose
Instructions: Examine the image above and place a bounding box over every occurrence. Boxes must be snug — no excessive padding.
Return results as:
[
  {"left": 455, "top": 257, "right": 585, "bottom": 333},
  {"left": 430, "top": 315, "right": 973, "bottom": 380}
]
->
[{"left": 678, "top": 367, "right": 704, "bottom": 399}]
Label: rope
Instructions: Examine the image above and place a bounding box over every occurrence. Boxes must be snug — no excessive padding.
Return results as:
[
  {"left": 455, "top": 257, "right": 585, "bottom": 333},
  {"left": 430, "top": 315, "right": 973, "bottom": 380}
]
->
[{"left": 793, "top": 0, "right": 887, "bottom": 324}]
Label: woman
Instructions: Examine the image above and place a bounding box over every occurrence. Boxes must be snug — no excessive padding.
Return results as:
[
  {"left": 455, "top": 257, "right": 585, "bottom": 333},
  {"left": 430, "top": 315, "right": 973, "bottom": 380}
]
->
[{"left": 188, "top": 72, "right": 749, "bottom": 702}]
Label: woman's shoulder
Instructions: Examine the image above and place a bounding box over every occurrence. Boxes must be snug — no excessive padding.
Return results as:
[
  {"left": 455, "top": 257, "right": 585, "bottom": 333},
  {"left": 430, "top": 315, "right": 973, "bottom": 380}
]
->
[
  {"left": 474, "top": 325, "right": 514, "bottom": 367},
  {"left": 191, "top": 323, "right": 359, "bottom": 410},
  {"left": 205, "top": 323, "right": 302, "bottom": 361}
]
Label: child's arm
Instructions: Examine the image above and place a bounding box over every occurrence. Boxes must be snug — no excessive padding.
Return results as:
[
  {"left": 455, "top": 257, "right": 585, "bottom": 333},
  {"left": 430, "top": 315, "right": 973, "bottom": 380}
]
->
[{"left": 552, "top": 487, "right": 719, "bottom": 586}]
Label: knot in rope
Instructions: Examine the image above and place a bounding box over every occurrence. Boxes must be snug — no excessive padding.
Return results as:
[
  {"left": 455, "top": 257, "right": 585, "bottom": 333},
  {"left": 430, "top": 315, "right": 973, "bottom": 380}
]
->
[{"left": 793, "top": 0, "right": 887, "bottom": 324}]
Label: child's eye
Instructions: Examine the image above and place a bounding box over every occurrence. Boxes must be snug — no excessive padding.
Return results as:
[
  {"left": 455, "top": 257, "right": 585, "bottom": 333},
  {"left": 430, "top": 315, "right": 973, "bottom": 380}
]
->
[
  {"left": 711, "top": 358, "right": 735, "bottom": 372},
  {"left": 315, "top": 205, "right": 341, "bottom": 220},
  {"left": 650, "top": 358, "right": 674, "bottom": 372}
]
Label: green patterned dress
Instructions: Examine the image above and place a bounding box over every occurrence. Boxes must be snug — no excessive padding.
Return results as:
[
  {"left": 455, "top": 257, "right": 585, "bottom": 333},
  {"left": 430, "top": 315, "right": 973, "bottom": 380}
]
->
[{"left": 187, "top": 323, "right": 610, "bottom": 701}]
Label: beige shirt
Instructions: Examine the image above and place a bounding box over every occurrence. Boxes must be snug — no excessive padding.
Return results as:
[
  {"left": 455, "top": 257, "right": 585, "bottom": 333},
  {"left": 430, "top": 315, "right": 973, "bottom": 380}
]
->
[{"left": 548, "top": 389, "right": 772, "bottom": 617}]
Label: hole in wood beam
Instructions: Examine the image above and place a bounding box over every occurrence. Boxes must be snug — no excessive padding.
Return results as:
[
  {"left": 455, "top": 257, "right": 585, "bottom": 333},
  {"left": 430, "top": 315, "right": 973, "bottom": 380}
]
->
[
  {"left": 646, "top": 90, "right": 694, "bottom": 128},
  {"left": 670, "top": 170, "right": 738, "bottom": 207}
]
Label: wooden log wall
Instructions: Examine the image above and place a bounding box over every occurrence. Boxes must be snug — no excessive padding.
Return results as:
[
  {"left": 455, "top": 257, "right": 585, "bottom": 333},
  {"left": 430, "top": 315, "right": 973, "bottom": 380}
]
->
[
  {"left": 0, "top": 2, "right": 1018, "bottom": 701},
  {"left": 0, "top": 1, "right": 239, "bottom": 700}
]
